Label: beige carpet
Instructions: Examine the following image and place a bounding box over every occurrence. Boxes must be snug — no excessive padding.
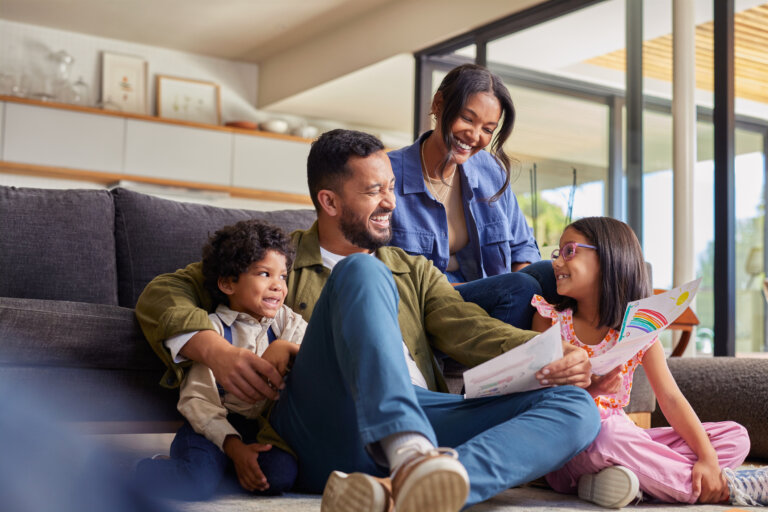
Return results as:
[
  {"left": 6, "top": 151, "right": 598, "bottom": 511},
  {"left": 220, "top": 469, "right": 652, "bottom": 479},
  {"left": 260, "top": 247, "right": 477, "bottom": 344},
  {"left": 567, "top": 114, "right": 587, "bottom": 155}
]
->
[{"left": 102, "top": 433, "right": 759, "bottom": 512}]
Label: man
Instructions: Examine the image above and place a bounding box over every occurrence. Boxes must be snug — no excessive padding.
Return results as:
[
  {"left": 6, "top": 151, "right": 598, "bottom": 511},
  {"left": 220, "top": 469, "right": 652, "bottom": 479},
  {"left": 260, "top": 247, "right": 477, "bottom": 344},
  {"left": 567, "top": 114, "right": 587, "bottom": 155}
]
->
[{"left": 136, "top": 129, "right": 600, "bottom": 512}]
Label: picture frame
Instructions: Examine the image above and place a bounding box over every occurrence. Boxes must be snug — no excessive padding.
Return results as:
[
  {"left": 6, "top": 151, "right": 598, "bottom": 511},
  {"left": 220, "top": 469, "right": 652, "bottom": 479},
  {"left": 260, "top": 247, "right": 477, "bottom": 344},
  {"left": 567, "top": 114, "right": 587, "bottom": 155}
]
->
[
  {"left": 156, "top": 75, "right": 221, "bottom": 125},
  {"left": 101, "top": 52, "right": 148, "bottom": 114}
]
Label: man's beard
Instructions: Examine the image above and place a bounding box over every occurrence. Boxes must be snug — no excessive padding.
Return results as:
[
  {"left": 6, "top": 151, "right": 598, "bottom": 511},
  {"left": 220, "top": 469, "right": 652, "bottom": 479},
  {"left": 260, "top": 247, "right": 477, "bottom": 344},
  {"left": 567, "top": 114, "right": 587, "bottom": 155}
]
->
[{"left": 339, "top": 207, "right": 392, "bottom": 252}]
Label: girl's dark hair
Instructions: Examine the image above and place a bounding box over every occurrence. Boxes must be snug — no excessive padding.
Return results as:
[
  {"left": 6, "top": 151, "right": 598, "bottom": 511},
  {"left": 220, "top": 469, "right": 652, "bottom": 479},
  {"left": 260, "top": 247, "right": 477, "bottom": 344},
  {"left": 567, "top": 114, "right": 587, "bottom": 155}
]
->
[
  {"left": 434, "top": 63, "right": 516, "bottom": 202},
  {"left": 555, "top": 217, "right": 650, "bottom": 329},
  {"left": 202, "top": 219, "right": 295, "bottom": 305}
]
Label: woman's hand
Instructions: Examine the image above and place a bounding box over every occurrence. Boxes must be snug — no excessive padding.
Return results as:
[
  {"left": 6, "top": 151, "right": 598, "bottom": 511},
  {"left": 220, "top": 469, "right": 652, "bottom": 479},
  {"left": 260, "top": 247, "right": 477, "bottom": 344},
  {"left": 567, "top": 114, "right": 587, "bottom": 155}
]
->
[
  {"left": 587, "top": 366, "right": 623, "bottom": 397},
  {"left": 692, "top": 457, "right": 729, "bottom": 503}
]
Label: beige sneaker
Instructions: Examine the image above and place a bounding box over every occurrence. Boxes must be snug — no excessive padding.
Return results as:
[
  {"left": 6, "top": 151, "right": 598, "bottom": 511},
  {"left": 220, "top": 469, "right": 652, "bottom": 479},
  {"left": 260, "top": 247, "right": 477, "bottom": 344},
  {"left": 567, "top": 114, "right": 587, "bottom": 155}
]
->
[
  {"left": 578, "top": 466, "right": 641, "bottom": 509},
  {"left": 391, "top": 447, "right": 470, "bottom": 512},
  {"left": 321, "top": 470, "right": 392, "bottom": 512}
]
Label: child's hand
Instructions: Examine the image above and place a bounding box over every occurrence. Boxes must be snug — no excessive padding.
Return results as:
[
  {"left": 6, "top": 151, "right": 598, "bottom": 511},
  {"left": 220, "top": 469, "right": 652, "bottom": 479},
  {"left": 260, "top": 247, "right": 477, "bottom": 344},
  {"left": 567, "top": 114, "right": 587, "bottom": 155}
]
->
[
  {"left": 223, "top": 435, "right": 272, "bottom": 492},
  {"left": 262, "top": 339, "right": 300, "bottom": 376},
  {"left": 587, "top": 366, "right": 623, "bottom": 397},
  {"left": 692, "top": 457, "right": 730, "bottom": 503}
]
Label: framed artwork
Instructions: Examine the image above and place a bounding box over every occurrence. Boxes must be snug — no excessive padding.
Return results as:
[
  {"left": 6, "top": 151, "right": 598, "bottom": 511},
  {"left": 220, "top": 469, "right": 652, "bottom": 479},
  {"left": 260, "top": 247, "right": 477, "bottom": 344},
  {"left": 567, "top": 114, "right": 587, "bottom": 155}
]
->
[
  {"left": 101, "top": 52, "right": 148, "bottom": 114},
  {"left": 156, "top": 75, "right": 221, "bottom": 125}
]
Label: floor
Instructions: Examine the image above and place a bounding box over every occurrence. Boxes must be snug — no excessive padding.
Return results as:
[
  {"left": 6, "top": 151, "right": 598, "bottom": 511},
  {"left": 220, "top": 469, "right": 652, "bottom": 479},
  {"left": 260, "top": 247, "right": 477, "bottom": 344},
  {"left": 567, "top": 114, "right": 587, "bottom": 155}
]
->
[{"left": 100, "top": 434, "right": 759, "bottom": 512}]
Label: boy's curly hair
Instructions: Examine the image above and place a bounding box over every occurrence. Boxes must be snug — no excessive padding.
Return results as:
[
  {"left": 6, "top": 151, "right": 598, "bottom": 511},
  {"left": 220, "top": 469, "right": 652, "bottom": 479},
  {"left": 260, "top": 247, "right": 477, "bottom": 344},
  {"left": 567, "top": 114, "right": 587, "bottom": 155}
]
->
[{"left": 201, "top": 219, "right": 295, "bottom": 306}]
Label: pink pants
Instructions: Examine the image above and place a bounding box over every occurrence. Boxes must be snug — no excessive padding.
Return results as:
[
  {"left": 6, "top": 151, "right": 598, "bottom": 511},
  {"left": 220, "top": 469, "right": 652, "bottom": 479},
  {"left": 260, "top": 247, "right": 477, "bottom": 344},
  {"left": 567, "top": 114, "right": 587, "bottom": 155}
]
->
[{"left": 546, "top": 414, "right": 750, "bottom": 503}]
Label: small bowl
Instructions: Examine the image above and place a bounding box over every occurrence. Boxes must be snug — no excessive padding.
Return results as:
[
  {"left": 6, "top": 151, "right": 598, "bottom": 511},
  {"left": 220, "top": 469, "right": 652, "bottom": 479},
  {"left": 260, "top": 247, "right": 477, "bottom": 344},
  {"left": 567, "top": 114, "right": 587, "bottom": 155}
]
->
[
  {"left": 259, "top": 119, "right": 289, "bottom": 134},
  {"left": 293, "top": 125, "right": 319, "bottom": 139}
]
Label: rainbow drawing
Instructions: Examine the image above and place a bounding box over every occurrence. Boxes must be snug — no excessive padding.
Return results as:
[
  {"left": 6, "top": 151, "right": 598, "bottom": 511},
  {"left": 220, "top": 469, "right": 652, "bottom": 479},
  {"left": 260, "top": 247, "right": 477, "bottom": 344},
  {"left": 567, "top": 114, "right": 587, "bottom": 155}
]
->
[{"left": 627, "top": 309, "right": 668, "bottom": 333}]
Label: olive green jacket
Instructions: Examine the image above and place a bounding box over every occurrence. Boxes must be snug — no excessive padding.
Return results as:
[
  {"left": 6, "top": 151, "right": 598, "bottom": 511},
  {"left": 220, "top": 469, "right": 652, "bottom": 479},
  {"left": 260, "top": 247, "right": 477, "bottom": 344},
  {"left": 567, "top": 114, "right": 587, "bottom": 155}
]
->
[{"left": 135, "top": 222, "right": 537, "bottom": 392}]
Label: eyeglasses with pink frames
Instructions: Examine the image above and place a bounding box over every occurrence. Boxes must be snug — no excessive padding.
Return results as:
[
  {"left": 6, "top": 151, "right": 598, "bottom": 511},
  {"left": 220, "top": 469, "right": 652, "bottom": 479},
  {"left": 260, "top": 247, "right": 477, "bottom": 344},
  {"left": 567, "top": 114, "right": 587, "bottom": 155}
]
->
[{"left": 551, "top": 242, "right": 597, "bottom": 261}]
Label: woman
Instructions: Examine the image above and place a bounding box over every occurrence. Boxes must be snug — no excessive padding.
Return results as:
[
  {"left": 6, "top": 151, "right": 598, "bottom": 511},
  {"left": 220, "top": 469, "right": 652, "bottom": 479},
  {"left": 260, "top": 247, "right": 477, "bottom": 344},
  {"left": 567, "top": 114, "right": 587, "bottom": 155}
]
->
[{"left": 388, "top": 63, "right": 556, "bottom": 329}]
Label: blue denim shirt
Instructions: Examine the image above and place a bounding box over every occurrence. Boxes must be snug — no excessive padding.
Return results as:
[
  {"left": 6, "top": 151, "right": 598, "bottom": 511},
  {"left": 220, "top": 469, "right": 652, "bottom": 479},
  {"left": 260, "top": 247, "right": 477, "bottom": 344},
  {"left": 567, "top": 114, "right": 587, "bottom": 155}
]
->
[{"left": 388, "top": 132, "right": 540, "bottom": 281}]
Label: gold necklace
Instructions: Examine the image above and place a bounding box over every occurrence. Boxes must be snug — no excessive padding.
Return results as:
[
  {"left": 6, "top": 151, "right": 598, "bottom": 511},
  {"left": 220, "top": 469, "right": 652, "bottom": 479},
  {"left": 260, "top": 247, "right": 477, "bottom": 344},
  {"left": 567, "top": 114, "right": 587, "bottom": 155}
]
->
[{"left": 420, "top": 140, "right": 455, "bottom": 204}]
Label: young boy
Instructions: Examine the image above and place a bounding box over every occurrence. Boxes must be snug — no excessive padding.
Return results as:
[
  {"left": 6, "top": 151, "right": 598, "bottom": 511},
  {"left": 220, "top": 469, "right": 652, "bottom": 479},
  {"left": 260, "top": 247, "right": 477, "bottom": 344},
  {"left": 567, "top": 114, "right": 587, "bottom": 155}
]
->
[{"left": 135, "top": 219, "right": 306, "bottom": 500}]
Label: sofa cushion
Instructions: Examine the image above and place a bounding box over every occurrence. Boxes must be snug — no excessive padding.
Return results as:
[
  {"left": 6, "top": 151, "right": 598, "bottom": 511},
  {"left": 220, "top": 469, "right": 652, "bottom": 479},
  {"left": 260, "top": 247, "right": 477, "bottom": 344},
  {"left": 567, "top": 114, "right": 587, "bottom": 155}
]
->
[
  {"left": 0, "top": 186, "right": 118, "bottom": 305},
  {"left": 112, "top": 188, "right": 316, "bottom": 308},
  {"left": 652, "top": 357, "right": 768, "bottom": 460},
  {"left": 0, "top": 297, "right": 162, "bottom": 371}
]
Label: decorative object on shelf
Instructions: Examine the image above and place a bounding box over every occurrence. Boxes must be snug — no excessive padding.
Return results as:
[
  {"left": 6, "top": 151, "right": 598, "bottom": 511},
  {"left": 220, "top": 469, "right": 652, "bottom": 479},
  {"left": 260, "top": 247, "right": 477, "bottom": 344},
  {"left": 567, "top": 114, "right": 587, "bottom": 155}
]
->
[
  {"left": 156, "top": 75, "right": 221, "bottom": 125},
  {"left": 224, "top": 120, "right": 258, "bottom": 130},
  {"left": 101, "top": 51, "right": 148, "bottom": 114},
  {"left": 259, "top": 119, "right": 289, "bottom": 134},
  {"left": 292, "top": 124, "right": 319, "bottom": 139},
  {"left": 70, "top": 76, "right": 92, "bottom": 107}
]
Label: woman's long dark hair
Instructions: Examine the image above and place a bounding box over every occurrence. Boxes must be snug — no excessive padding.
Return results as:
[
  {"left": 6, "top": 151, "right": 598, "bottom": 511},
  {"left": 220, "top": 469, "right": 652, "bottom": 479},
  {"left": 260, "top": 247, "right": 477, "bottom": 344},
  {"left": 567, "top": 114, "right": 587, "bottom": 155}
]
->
[
  {"left": 555, "top": 217, "right": 651, "bottom": 330},
  {"left": 433, "top": 63, "right": 516, "bottom": 201}
]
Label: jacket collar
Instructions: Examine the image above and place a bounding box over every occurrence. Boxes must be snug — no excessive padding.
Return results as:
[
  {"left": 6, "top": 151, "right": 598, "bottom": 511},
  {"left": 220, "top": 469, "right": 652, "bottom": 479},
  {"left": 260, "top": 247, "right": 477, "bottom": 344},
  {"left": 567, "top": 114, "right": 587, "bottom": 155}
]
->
[{"left": 293, "top": 221, "right": 410, "bottom": 275}]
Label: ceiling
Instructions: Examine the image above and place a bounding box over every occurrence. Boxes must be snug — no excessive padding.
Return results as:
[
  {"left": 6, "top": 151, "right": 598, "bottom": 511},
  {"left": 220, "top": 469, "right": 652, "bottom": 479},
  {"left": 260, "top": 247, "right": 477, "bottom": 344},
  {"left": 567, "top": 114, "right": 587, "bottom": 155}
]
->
[
  {"left": 0, "top": 0, "right": 396, "bottom": 62},
  {"left": 587, "top": 2, "right": 768, "bottom": 105}
]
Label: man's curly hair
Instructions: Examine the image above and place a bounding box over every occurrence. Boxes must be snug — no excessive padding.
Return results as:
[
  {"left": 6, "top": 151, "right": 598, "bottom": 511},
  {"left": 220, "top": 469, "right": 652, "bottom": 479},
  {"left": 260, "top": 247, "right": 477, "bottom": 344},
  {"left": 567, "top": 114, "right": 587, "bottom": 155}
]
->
[{"left": 201, "top": 219, "right": 295, "bottom": 306}]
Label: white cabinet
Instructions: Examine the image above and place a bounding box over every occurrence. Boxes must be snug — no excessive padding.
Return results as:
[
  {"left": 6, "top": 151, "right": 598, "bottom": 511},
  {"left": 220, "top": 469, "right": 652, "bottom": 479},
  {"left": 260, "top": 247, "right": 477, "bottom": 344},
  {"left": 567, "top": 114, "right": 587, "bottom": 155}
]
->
[
  {"left": 3, "top": 102, "right": 124, "bottom": 172},
  {"left": 124, "top": 120, "right": 233, "bottom": 186},
  {"left": 0, "top": 102, "right": 4, "bottom": 160},
  {"left": 232, "top": 134, "right": 310, "bottom": 195}
]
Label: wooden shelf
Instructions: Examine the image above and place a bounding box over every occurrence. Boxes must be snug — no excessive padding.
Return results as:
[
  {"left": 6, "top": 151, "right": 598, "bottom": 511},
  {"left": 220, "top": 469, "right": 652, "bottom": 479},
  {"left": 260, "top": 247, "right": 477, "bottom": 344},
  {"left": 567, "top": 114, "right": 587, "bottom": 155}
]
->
[
  {"left": 0, "top": 160, "right": 314, "bottom": 206},
  {"left": 0, "top": 95, "right": 315, "bottom": 205},
  {"left": 0, "top": 94, "right": 314, "bottom": 143}
]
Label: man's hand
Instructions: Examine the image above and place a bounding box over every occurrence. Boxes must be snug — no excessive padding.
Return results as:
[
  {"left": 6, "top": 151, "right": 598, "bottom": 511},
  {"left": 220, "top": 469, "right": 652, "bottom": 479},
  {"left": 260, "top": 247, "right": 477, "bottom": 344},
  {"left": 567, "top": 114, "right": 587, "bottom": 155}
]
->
[
  {"left": 262, "top": 340, "right": 300, "bottom": 376},
  {"left": 223, "top": 436, "right": 271, "bottom": 492},
  {"left": 587, "top": 366, "right": 623, "bottom": 397},
  {"left": 181, "top": 330, "right": 283, "bottom": 402},
  {"left": 536, "top": 342, "right": 591, "bottom": 388}
]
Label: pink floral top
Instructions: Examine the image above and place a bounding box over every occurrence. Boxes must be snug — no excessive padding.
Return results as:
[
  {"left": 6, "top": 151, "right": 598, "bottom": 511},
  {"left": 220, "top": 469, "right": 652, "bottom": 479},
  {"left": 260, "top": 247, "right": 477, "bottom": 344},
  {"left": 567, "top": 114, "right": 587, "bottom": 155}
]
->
[{"left": 531, "top": 295, "right": 655, "bottom": 419}]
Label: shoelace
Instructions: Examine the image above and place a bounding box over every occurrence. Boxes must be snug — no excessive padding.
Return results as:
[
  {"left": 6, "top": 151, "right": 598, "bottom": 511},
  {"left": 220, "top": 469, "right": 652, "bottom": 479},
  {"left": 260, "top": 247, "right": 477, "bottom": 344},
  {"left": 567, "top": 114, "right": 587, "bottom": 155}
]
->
[
  {"left": 391, "top": 446, "right": 459, "bottom": 477},
  {"left": 723, "top": 467, "right": 768, "bottom": 506}
]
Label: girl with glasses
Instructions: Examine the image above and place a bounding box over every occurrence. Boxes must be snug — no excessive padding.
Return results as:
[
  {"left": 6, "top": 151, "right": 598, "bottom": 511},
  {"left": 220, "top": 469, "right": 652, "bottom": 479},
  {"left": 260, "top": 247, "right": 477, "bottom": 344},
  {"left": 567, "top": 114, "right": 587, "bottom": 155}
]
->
[{"left": 531, "top": 216, "right": 763, "bottom": 508}]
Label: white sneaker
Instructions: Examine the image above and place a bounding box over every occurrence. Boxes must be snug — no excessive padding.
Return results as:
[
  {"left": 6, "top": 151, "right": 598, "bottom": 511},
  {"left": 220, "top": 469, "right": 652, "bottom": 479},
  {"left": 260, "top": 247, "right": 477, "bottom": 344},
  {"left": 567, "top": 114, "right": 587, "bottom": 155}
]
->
[
  {"left": 391, "top": 447, "right": 469, "bottom": 512},
  {"left": 578, "top": 466, "right": 641, "bottom": 509},
  {"left": 724, "top": 466, "right": 768, "bottom": 506},
  {"left": 321, "top": 470, "right": 391, "bottom": 512}
]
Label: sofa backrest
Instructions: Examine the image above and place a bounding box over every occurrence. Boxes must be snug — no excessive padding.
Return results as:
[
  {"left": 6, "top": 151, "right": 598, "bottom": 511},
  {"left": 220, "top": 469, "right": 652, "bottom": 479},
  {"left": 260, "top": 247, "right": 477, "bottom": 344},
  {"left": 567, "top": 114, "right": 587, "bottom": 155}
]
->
[
  {"left": 0, "top": 186, "right": 119, "bottom": 305},
  {"left": 112, "top": 188, "right": 317, "bottom": 308}
]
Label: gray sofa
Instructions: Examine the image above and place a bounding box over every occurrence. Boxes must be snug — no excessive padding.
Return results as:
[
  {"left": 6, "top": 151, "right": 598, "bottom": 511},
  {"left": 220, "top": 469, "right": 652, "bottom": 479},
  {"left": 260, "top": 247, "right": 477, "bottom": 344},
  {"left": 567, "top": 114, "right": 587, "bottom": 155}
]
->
[{"left": 1, "top": 184, "right": 766, "bottom": 461}]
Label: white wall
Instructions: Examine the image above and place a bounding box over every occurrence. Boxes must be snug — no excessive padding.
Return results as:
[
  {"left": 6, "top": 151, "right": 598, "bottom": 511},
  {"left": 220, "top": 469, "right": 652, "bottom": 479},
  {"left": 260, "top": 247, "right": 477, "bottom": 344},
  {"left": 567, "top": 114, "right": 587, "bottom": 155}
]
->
[{"left": 0, "top": 19, "right": 260, "bottom": 123}]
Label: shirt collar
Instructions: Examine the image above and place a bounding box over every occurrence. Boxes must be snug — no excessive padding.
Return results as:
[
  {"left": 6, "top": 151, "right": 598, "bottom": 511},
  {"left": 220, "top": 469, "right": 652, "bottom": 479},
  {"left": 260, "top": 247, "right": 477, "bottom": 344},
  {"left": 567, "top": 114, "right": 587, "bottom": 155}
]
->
[
  {"left": 214, "top": 304, "right": 274, "bottom": 327},
  {"left": 292, "top": 222, "right": 324, "bottom": 270}
]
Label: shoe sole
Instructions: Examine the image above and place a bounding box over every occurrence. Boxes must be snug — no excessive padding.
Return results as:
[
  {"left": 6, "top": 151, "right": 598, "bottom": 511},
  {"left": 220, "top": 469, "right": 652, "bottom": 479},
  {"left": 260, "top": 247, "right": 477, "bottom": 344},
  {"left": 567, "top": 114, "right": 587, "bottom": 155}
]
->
[
  {"left": 321, "top": 471, "right": 387, "bottom": 512},
  {"left": 395, "top": 459, "right": 470, "bottom": 512},
  {"left": 578, "top": 466, "right": 640, "bottom": 509}
]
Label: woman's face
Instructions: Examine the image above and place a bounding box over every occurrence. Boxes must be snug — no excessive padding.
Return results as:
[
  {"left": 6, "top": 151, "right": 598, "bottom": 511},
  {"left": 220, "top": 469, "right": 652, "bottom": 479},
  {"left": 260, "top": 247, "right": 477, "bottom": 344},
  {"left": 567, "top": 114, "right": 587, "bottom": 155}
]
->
[{"left": 434, "top": 91, "right": 501, "bottom": 166}]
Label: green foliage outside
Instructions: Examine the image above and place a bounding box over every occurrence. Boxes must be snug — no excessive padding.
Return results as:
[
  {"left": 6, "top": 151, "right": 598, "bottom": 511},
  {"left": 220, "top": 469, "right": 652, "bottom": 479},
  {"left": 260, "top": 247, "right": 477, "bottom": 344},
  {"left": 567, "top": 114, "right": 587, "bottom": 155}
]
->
[{"left": 518, "top": 194, "right": 570, "bottom": 250}]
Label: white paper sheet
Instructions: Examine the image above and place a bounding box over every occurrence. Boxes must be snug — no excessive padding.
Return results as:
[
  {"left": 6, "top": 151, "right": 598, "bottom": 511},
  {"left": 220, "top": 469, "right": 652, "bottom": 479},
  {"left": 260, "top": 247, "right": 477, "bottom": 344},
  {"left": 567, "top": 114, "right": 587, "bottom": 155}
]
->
[
  {"left": 463, "top": 324, "right": 563, "bottom": 399},
  {"left": 590, "top": 277, "right": 702, "bottom": 375}
]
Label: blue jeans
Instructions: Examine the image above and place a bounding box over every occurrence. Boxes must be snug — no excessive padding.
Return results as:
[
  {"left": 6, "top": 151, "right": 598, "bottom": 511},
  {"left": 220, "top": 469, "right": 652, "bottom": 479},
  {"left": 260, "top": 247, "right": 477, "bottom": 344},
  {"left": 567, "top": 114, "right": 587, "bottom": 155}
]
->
[
  {"left": 270, "top": 254, "right": 600, "bottom": 506},
  {"left": 452, "top": 260, "right": 558, "bottom": 330},
  {"left": 134, "top": 417, "right": 297, "bottom": 500}
]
